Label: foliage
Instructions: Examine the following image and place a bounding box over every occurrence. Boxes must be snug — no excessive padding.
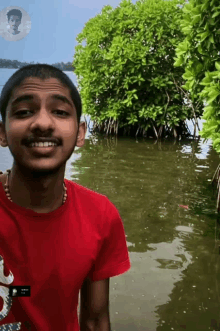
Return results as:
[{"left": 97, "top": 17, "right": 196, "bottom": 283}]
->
[
  {"left": 174, "top": 0, "right": 220, "bottom": 151},
  {"left": 73, "top": 0, "right": 194, "bottom": 138}
]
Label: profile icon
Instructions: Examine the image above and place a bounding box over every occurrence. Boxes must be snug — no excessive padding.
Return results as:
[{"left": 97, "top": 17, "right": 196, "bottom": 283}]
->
[
  {"left": 7, "top": 9, "right": 22, "bottom": 35},
  {"left": 0, "top": 6, "right": 31, "bottom": 41}
]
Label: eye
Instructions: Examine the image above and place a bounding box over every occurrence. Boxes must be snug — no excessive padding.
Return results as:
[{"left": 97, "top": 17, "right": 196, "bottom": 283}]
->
[
  {"left": 14, "top": 110, "right": 69, "bottom": 117},
  {"left": 15, "top": 110, "right": 32, "bottom": 116},
  {"left": 53, "top": 110, "right": 69, "bottom": 116}
]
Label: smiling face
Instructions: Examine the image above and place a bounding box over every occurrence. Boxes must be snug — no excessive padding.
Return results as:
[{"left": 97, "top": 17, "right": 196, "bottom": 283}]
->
[
  {"left": 8, "top": 15, "right": 21, "bottom": 34},
  {"left": 0, "top": 77, "right": 86, "bottom": 175}
]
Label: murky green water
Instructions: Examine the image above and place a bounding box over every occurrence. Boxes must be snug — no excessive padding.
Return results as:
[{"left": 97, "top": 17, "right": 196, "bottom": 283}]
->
[{"left": 73, "top": 135, "right": 220, "bottom": 331}]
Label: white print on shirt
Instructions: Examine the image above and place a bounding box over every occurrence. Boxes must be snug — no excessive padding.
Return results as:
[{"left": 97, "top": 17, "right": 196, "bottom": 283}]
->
[{"left": 0, "top": 255, "right": 21, "bottom": 330}]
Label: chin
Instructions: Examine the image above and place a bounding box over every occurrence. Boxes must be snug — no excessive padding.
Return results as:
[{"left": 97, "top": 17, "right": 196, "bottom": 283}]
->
[{"left": 13, "top": 161, "right": 66, "bottom": 176}]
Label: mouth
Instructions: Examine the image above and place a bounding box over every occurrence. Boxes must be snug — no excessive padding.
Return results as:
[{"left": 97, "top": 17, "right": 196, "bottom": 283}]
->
[{"left": 25, "top": 142, "right": 60, "bottom": 155}]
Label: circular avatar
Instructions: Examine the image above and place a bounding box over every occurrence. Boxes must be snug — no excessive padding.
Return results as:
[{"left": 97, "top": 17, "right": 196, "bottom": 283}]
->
[{"left": 0, "top": 6, "right": 31, "bottom": 41}]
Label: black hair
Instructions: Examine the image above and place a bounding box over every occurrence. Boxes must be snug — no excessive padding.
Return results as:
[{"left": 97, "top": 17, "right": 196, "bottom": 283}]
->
[
  {"left": 0, "top": 64, "right": 82, "bottom": 126},
  {"left": 7, "top": 9, "right": 22, "bottom": 21}
]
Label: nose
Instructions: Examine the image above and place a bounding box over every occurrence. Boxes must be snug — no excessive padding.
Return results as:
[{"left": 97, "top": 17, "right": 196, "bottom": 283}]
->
[{"left": 30, "top": 109, "right": 55, "bottom": 131}]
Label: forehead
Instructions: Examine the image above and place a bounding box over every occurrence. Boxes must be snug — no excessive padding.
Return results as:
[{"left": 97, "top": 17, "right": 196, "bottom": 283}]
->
[
  {"left": 11, "top": 77, "right": 72, "bottom": 99},
  {"left": 9, "top": 15, "right": 20, "bottom": 21}
]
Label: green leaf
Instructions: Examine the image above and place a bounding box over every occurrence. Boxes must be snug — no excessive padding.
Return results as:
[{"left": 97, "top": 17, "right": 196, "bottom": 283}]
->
[
  {"left": 208, "top": 89, "right": 220, "bottom": 103},
  {"left": 192, "top": 14, "right": 201, "bottom": 24},
  {"left": 183, "top": 70, "right": 193, "bottom": 80},
  {"left": 209, "top": 35, "right": 214, "bottom": 43},
  {"left": 196, "top": 43, "right": 202, "bottom": 53},
  {"left": 174, "top": 57, "right": 183, "bottom": 67},
  {"left": 212, "top": 11, "right": 220, "bottom": 18},
  {"left": 200, "top": 31, "right": 209, "bottom": 42}
]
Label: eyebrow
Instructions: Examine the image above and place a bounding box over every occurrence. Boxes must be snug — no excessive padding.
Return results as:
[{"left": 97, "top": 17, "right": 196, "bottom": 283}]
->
[
  {"left": 11, "top": 95, "right": 33, "bottom": 107},
  {"left": 52, "top": 94, "right": 74, "bottom": 108},
  {"left": 11, "top": 94, "right": 74, "bottom": 108}
]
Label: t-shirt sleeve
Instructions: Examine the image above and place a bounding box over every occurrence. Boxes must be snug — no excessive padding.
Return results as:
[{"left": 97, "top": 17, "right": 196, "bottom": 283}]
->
[{"left": 87, "top": 198, "right": 131, "bottom": 282}]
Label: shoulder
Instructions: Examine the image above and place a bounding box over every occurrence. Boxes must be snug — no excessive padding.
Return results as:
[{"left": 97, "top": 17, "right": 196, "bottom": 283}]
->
[
  {"left": 66, "top": 179, "right": 108, "bottom": 202},
  {"left": 65, "top": 179, "right": 116, "bottom": 214}
]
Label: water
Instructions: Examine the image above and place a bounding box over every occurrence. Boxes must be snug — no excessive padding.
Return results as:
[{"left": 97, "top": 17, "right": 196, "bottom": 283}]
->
[{"left": 0, "top": 68, "right": 220, "bottom": 330}]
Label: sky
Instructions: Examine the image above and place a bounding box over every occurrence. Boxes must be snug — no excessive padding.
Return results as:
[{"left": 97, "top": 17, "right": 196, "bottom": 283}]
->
[{"left": 0, "top": 0, "right": 136, "bottom": 65}]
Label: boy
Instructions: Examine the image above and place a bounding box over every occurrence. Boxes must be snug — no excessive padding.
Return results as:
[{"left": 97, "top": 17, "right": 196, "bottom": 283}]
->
[
  {"left": 0, "top": 64, "right": 131, "bottom": 330},
  {"left": 7, "top": 9, "right": 22, "bottom": 35}
]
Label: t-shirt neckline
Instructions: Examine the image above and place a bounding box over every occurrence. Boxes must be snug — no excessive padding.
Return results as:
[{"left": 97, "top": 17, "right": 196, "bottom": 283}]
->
[{"left": 0, "top": 178, "right": 70, "bottom": 220}]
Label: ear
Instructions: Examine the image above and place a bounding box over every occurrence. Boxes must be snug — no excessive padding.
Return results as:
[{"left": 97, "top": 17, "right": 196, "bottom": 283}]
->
[
  {"left": 76, "top": 122, "right": 86, "bottom": 148},
  {"left": 0, "top": 121, "right": 8, "bottom": 147}
]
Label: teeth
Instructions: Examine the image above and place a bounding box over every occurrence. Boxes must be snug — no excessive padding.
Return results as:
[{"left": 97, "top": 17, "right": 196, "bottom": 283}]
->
[{"left": 30, "top": 142, "right": 57, "bottom": 147}]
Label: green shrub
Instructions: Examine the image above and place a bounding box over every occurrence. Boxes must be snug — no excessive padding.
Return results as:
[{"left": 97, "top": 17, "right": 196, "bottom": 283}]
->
[
  {"left": 174, "top": 0, "right": 220, "bottom": 151},
  {"left": 74, "top": 0, "right": 195, "bottom": 138}
]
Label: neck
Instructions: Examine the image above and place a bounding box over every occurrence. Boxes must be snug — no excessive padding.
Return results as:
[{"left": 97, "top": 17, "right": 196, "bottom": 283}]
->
[{"left": 7, "top": 165, "right": 66, "bottom": 213}]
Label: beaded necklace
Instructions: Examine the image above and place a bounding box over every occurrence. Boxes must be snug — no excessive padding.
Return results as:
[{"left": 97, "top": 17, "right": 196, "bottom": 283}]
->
[{"left": 0, "top": 169, "right": 67, "bottom": 205}]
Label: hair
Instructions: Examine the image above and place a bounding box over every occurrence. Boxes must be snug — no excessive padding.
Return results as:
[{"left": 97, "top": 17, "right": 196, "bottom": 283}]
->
[
  {"left": 7, "top": 9, "right": 22, "bottom": 21},
  {"left": 0, "top": 64, "right": 82, "bottom": 126}
]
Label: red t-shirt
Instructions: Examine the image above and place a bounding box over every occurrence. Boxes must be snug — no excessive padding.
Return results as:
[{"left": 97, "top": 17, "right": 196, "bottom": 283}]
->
[{"left": 0, "top": 179, "right": 131, "bottom": 330}]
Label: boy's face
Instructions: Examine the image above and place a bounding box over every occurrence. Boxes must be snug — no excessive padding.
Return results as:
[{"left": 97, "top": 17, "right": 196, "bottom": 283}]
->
[
  {"left": 8, "top": 15, "right": 21, "bottom": 32},
  {"left": 0, "top": 77, "right": 86, "bottom": 174}
]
